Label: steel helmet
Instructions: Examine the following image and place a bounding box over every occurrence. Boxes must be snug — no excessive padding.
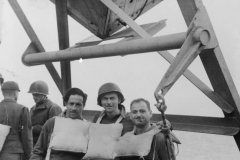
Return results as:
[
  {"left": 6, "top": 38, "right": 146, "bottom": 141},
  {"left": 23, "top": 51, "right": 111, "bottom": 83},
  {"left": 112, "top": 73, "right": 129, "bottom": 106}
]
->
[
  {"left": 1, "top": 81, "right": 20, "bottom": 91},
  {"left": 0, "top": 73, "right": 4, "bottom": 84},
  {"left": 97, "top": 82, "right": 125, "bottom": 106},
  {"left": 28, "top": 80, "right": 49, "bottom": 95}
]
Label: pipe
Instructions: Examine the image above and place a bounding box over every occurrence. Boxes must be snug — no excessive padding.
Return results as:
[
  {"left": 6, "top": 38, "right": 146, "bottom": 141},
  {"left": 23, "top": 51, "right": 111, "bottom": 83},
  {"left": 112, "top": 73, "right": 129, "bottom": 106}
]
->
[{"left": 23, "top": 32, "right": 186, "bottom": 64}]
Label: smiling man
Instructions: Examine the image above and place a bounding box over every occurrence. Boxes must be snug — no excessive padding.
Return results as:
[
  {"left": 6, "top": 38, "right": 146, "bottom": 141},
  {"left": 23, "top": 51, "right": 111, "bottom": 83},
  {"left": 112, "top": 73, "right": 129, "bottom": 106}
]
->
[
  {"left": 92, "top": 83, "right": 134, "bottom": 134},
  {"left": 30, "top": 88, "right": 88, "bottom": 160},
  {"left": 119, "top": 98, "right": 170, "bottom": 160}
]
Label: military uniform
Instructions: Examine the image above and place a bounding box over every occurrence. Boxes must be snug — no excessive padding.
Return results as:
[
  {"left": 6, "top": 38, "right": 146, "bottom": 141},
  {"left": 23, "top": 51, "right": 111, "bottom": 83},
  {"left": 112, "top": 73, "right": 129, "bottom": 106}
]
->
[
  {"left": 30, "top": 99, "right": 62, "bottom": 146},
  {"left": 0, "top": 99, "right": 33, "bottom": 160}
]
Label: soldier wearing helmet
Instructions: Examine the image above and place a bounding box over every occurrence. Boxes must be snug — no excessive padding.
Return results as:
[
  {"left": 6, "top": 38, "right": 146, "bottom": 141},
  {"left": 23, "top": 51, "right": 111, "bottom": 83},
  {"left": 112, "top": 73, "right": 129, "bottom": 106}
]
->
[
  {"left": 0, "top": 81, "right": 33, "bottom": 160},
  {"left": 28, "top": 80, "right": 62, "bottom": 146},
  {"left": 92, "top": 83, "right": 134, "bottom": 135}
]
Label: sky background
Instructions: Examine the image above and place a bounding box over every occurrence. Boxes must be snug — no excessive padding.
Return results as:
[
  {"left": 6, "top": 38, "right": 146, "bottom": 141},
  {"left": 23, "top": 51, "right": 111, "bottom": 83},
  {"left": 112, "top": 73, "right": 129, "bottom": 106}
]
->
[{"left": 0, "top": 0, "right": 240, "bottom": 159}]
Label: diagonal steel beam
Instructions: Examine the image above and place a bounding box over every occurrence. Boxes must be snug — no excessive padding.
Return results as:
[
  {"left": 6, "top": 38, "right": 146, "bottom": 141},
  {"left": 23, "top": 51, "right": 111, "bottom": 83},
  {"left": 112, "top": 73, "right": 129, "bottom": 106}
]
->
[
  {"left": 177, "top": 0, "right": 240, "bottom": 150},
  {"left": 100, "top": 0, "right": 234, "bottom": 113},
  {"left": 8, "top": 0, "right": 62, "bottom": 94}
]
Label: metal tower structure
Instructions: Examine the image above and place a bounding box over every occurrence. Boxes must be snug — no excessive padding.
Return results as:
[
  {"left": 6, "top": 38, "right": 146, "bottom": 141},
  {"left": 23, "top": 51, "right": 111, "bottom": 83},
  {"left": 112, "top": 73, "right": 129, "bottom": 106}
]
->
[{"left": 8, "top": 0, "right": 240, "bottom": 151}]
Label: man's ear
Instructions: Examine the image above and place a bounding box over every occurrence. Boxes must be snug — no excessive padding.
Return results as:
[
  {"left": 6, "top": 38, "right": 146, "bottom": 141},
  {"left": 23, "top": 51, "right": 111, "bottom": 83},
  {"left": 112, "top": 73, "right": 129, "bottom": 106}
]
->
[{"left": 149, "top": 109, "right": 153, "bottom": 118}]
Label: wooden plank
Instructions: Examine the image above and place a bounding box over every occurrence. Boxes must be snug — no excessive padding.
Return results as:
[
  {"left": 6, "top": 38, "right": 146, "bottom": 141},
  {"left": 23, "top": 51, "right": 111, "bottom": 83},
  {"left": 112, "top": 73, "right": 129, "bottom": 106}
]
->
[
  {"left": 8, "top": 0, "right": 62, "bottom": 94},
  {"left": 107, "top": 0, "right": 163, "bottom": 36},
  {"left": 50, "top": 0, "right": 99, "bottom": 37},
  {"left": 82, "top": 110, "right": 240, "bottom": 136}
]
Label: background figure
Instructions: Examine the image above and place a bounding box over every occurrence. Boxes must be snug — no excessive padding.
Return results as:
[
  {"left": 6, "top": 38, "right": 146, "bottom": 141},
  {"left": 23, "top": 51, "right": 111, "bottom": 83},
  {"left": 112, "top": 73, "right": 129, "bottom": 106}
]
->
[
  {"left": 0, "top": 73, "right": 4, "bottom": 101},
  {"left": 0, "top": 81, "right": 32, "bottom": 160},
  {"left": 28, "top": 80, "right": 62, "bottom": 146},
  {"left": 30, "top": 88, "right": 88, "bottom": 160}
]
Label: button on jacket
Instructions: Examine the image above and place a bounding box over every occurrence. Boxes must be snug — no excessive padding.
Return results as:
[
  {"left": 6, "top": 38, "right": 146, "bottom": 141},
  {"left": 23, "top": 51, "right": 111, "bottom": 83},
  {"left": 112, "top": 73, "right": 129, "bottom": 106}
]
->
[
  {"left": 30, "top": 99, "right": 62, "bottom": 145},
  {"left": 0, "top": 99, "right": 33, "bottom": 160}
]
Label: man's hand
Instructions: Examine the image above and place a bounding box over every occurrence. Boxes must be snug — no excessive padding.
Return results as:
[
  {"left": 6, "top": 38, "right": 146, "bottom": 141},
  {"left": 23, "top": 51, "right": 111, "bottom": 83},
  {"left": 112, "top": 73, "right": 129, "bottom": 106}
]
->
[{"left": 156, "top": 119, "right": 171, "bottom": 130}]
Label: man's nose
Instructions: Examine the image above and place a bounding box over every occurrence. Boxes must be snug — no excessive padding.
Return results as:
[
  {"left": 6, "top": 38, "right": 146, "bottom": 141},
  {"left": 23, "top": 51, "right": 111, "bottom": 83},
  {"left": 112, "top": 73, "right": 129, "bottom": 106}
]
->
[
  {"left": 72, "top": 104, "right": 77, "bottom": 110},
  {"left": 135, "top": 111, "right": 141, "bottom": 117},
  {"left": 107, "top": 99, "right": 111, "bottom": 104}
]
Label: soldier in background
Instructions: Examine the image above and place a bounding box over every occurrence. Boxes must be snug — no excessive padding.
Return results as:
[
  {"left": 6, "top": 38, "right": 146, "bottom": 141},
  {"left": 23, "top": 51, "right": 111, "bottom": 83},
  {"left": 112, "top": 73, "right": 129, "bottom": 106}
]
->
[
  {"left": 0, "top": 73, "right": 3, "bottom": 86},
  {"left": 0, "top": 81, "right": 33, "bottom": 160},
  {"left": 28, "top": 80, "right": 62, "bottom": 146},
  {"left": 0, "top": 73, "right": 4, "bottom": 101}
]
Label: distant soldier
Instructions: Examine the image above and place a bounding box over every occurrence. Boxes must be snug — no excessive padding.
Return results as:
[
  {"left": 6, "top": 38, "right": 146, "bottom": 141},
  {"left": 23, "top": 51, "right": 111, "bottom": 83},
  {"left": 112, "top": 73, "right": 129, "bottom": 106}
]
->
[
  {"left": 28, "top": 80, "right": 62, "bottom": 146},
  {"left": 0, "top": 73, "right": 4, "bottom": 101},
  {"left": 0, "top": 81, "right": 33, "bottom": 160},
  {"left": 0, "top": 73, "right": 3, "bottom": 86}
]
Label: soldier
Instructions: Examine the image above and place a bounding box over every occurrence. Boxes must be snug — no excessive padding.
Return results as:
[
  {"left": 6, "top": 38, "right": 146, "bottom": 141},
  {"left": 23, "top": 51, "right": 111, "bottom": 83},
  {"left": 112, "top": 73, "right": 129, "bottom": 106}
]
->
[
  {"left": 92, "top": 83, "right": 134, "bottom": 134},
  {"left": 30, "top": 88, "right": 88, "bottom": 160},
  {"left": 28, "top": 80, "right": 62, "bottom": 146},
  {"left": 0, "top": 81, "right": 32, "bottom": 160}
]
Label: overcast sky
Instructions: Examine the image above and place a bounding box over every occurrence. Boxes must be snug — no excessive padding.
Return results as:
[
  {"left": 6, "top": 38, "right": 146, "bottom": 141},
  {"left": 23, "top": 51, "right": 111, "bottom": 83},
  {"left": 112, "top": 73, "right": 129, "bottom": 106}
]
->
[{"left": 1, "top": 0, "right": 240, "bottom": 158}]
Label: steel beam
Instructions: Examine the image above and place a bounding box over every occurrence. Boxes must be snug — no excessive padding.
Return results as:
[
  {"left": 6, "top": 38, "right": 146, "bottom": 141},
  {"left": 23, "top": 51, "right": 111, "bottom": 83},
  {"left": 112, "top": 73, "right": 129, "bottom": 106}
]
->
[
  {"left": 82, "top": 110, "right": 240, "bottom": 136},
  {"left": 55, "top": 0, "right": 71, "bottom": 95},
  {"left": 8, "top": 0, "right": 62, "bottom": 94},
  {"left": 23, "top": 32, "right": 186, "bottom": 63},
  {"left": 177, "top": 0, "right": 240, "bottom": 150},
  {"left": 101, "top": 0, "right": 235, "bottom": 119}
]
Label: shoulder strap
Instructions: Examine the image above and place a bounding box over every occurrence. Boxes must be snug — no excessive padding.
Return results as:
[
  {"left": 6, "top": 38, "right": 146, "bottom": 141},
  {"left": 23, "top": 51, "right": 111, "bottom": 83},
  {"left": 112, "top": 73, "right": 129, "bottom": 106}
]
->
[{"left": 96, "top": 110, "right": 105, "bottom": 123}]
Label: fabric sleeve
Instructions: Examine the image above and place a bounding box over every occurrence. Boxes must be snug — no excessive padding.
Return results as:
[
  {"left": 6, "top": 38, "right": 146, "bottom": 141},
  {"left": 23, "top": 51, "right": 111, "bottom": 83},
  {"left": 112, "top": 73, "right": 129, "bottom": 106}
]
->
[
  {"left": 155, "top": 133, "right": 169, "bottom": 160},
  {"left": 92, "top": 112, "right": 101, "bottom": 123},
  {"left": 30, "top": 118, "right": 55, "bottom": 160},
  {"left": 48, "top": 104, "right": 62, "bottom": 119},
  {"left": 20, "top": 107, "right": 33, "bottom": 160}
]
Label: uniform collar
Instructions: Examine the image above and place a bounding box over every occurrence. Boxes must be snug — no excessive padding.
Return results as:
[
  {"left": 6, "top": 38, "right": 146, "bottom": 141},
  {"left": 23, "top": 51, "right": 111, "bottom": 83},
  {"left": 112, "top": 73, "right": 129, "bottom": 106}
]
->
[
  {"left": 100, "top": 104, "right": 127, "bottom": 119},
  {"left": 59, "top": 109, "right": 87, "bottom": 121},
  {"left": 1, "top": 98, "right": 17, "bottom": 103},
  {"left": 133, "top": 124, "right": 158, "bottom": 135}
]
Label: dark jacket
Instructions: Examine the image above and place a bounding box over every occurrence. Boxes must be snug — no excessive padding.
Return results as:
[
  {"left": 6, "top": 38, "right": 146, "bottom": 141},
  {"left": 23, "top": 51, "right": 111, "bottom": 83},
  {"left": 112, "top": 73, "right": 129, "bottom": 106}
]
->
[
  {"left": 30, "top": 117, "right": 85, "bottom": 160},
  {"left": 0, "top": 99, "right": 33, "bottom": 160},
  {"left": 92, "top": 105, "right": 134, "bottom": 135},
  {"left": 30, "top": 99, "right": 62, "bottom": 145}
]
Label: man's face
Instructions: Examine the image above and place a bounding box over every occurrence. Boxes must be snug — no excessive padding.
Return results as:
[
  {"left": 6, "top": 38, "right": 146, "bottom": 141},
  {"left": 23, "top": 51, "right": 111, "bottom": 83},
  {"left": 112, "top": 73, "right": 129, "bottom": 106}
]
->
[
  {"left": 101, "top": 92, "right": 120, "bottom": 114},
  {"left": 130, "top": 101, "right": 152, "bottom": 128},
  {"left": 32, "top": 93, "right": 45, "bottom": 103},
  {"left": 66, "top": 94, "right": 84, "bottom": 119}
]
